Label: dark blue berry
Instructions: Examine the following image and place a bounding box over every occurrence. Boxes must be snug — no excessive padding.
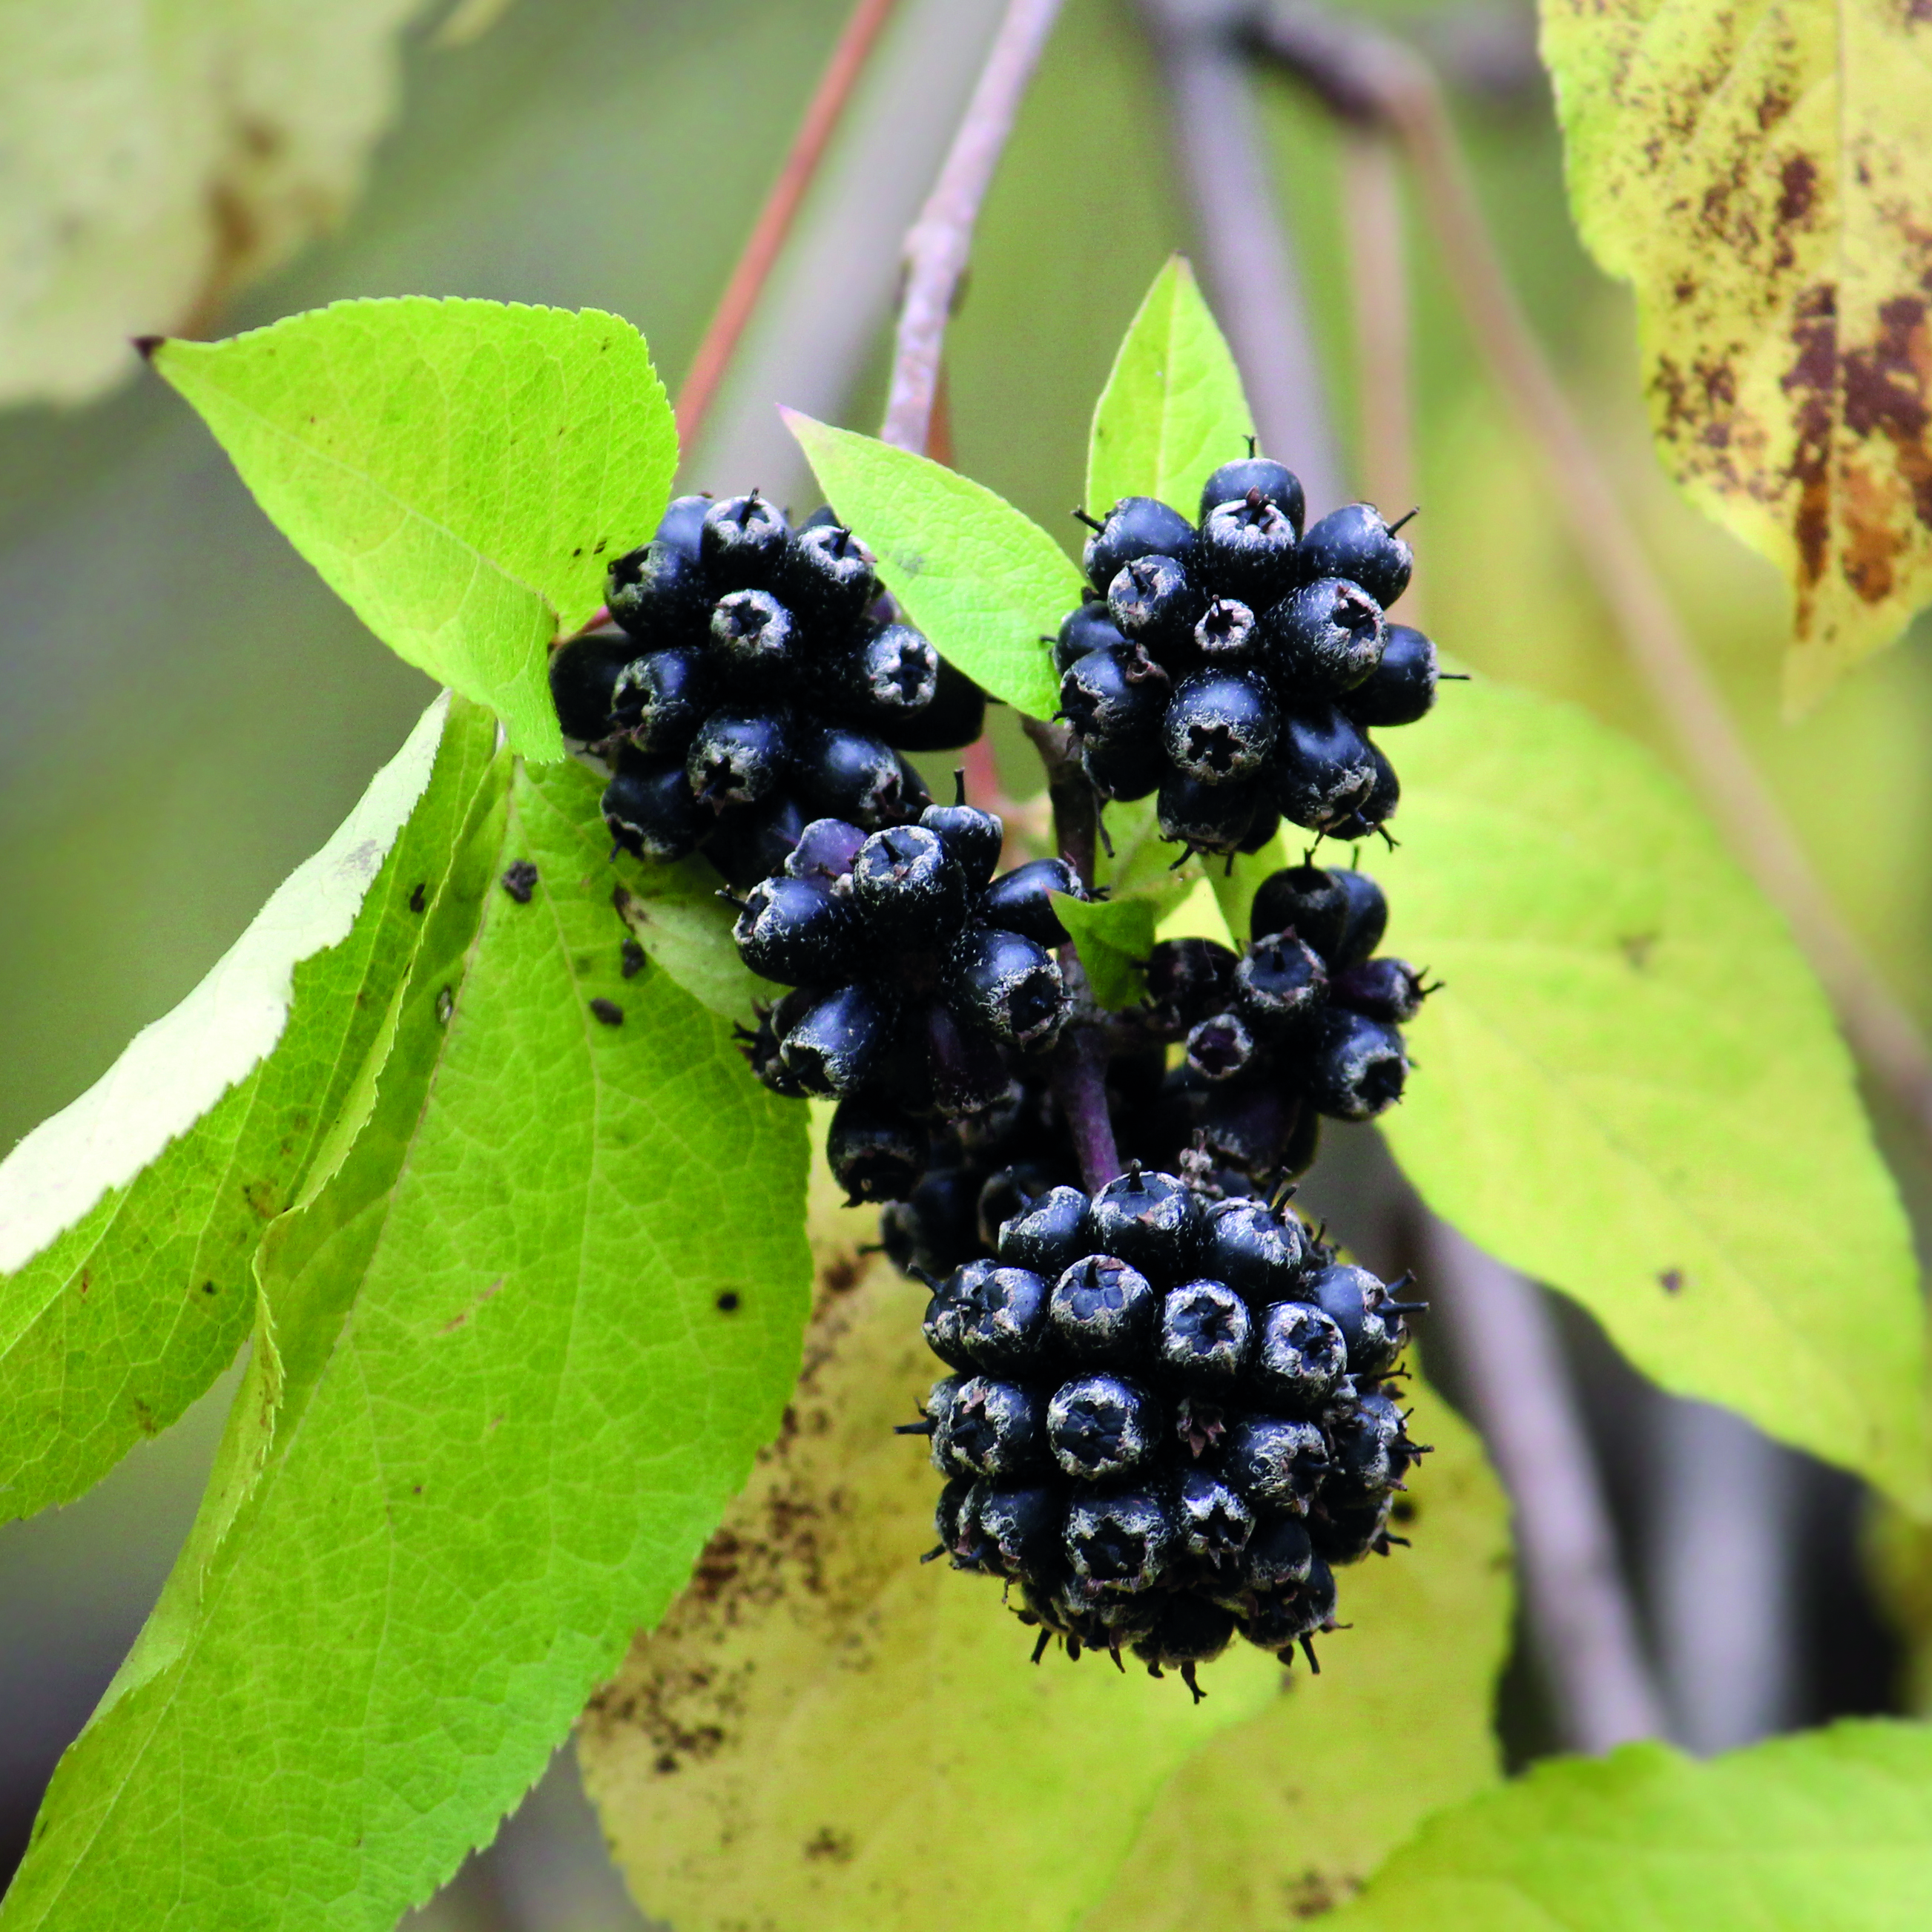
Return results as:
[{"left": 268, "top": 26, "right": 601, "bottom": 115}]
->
[
  {"left": 997, "top": 1184, "right": 1091, "bottom": 1277},
  {"left": 1296, "top": 503, "right": 1414, "bottom": 608},
  {"left": 1197, "top": 493, "right": 1300, "bottom": 608},
  {"left": 1342, "top": 622, "right": 1437, "bottom": 728},
  {"left": 1107, "top": 553, "right": 1204, "bottom": 655},
  {"left": 825, "top": 622, "right": 938, "bottom": 724},
  {"left": 1156, "top": 1280, "right": 1252, "bottom": 1390},
  {"left": 1173, "top": 1471, "right": 1255, "bottom": 1567},
  {"left": 1241, "top": 1512, "right": 1314, "bottom": 1592},
  {"left": 1194, "top": 596, "right": 1262, "bottom": 661},
  {"left": 1328, "top": 869, "right": 1390, "bottom": 969},
  {"left": 888, "top": 1167, "right": 986, "bottom": 1280},
  {"left": 1325, "top": 739, "right": 1399, "bottom": 842},
  {"left": 1332, "top": 956, "right": 1428, "bottom": 1024},
  {"left": 852, "top": 824, "right": 968, "bottom": 943},
  {"left": 934, "top": 1377, "right": 1045, "bottom": 1479},
  {"left": 1082, "top": 1167, "right": 1201, "bottom": 1283},
  {"left": 1060, "top": 642, "right": 1171, "bottom": 742},
  {"left": 825, "top": 1095, "right": 927, "bottom": 1205},
  {"left": 1186, "top": 1009, "right": 1259, "bottom": 1083},
  {"left": 1144, "top": 938, "right": 1238, "bottom": 1029},
  {"left": 1081, "top": 733, "right": 1167, "bottom": 802},
  {"left": 785, "top": 815, "right": 867, "bottom": 886},
  {"left": 798, "top": 725, "right": 922, "bottom": 828},
  {"left": 1271, "top": 708, "right": 1377, "bottom": 834},
  {"left": 607, "top": 539, "right": 709, "bottom": 643},
  {"left": 1232, "top": 932, "right": 1328, "bottom": 1042},
  {"left": 1265, "top": 577, "right": 1386, "bottom": 697},
  {"left": 1307, "top": 1263, "right": 1411, "bottom": 1378},
  {"left": 971, "top": 1483, "right": 1066, "bottom": 1576},
  {"left": 1199, "top": 458, "right": 1305, "bottom": 536},
  {"left": 653, "top": 493, "right": 713, "bottom": 559},
  {"left": 777, "top": 521, "right": 879, "bottom": 628},
  {"left": 550, "top": 630, "right": 636, "bottom": 740},
  {"left": 1064, "top": 1487, "right": 1175, "bottom": 1590},
  {"left": 733, "top": 872, "right": 854, "bottom": 983},
  {"left": 957, "top": 1265, "right": 1053, "bottom": 1374},
  {"left": 1251, "top": 863, "right": 1345, "bottom": 954},
  {"left": 610, "top": 646, "right": 713, "bottom": 754},
  {"left": 1200, "top": 1197, "right": 1308, "bottom": 1303},
  {"left": 1223, "top": 1416, "right": 1328, "bottom": 1512},
  {"left": 1081, "top": 495, "right": 1196, "bottom": 591},
  {"left": 1158, "top": 772, "right": 1262, "bottom": 854},
  {"left": 1325, "top": 1389, "right": 1411, "bottom": 1497},
  {"left": 920, "top": 783, "right": 1005, "bottom": 889},
  {"left": 601, "top": 747, "right": 705, "bottom": 862},
  {"left": 1133, "top": 1597, "right": 1237, "bottom": 1689},
  {"left": 945, "top": 924, "right": 1068, "bottom": 1049},
  {"left": 906, "top": 998, "right": 1012, "bottom": 1119},
  {"left": 699, "top": 491, "right": 788, "bottom": 585},
  {"left": 1250, "top": 1302, "right": 1348, "bottom": 1414},
  {"left": 1164, "top": 669, "right": 1279, "bottom": 783},
  {"left": 1196, "top": 1082, "right": 1306, "bottom": 1181},
  {"left": 1311, "top": 1495, "right": 1395, "bottom": 1565},
  {"left": 688, "top": 709, "right": 791, "bottom": 811},
  {"left": 1049, "top": 1254, "right": 1159, "bottom": 1365},
  {"left": 1308, "top": 1009, "right": 1408, "bottom": 1121},
  {"left": 1054, "top": 600, "right": 1127, "bottom": 675},
  {"left": 775, "top": 981, "right": 894, "bottom": 1097},
  {"left": 736, "top": 998, "right": 807, "bottom": 1098},
  {"left": 922, "top": 1258, "right": 998, "bottom": 1369},
  {"left": 934, "top": 1474, "right": 982, "bottom": 1569},
  {"left": 708, "top": 588, "right": 798, "bottom": 677},
  {"left": 1048, "top": 1374, "right": 1162, "bottom": 1480}
]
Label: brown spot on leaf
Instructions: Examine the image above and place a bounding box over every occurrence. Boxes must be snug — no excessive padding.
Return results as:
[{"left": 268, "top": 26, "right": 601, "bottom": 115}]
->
[
  {"left": 1660, "top": 1267, "right": 1686, "bottom": 1294},
  {"left": 1777, "top": 152, "right": 1818, "bottom": 227},
  {"left": 803, "top": 1827, "right": 855, "bottom": 1865}
]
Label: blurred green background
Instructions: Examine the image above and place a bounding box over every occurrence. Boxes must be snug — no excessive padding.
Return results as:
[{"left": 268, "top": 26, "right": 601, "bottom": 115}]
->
[{"left": 4, "top": 0, "right": 1929, "bottom": 1924}]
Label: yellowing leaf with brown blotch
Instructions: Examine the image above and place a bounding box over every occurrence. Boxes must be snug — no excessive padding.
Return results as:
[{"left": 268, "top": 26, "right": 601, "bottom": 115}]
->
[{"left": 1541, "top": 0, "right": 1932, "bottom": 708}]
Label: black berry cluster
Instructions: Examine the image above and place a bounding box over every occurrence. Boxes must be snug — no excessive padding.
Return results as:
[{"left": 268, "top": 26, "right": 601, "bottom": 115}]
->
[
  {"left": 731, "top": 789, "right": 1089, "bottom": 1174},
  {"left": 1055, "top": 458, "right": 1443, "bottom": 854},
  {"left": 1144, "top": 861, "right": 1432, "bottom": 1187},
  {"left": 550, "top": 492, "right": 983, "bottom": 886},
  {"left": 910, "top": 1170, "right": 1427, "bottom": 1695}
]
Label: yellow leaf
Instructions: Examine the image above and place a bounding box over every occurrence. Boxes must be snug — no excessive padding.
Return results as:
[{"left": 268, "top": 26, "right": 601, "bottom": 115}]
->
[
  {"left": 1541, "top": 0, "right": 1932, "bottom": 706},
  {"left": 577, "top": 1259, "right": 1285, "bottom": 1932}
]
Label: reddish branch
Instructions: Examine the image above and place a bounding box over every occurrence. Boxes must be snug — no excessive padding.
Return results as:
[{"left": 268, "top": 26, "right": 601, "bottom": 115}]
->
[{"left": 675, "top": 0, "right": 903, "bottom": 451}]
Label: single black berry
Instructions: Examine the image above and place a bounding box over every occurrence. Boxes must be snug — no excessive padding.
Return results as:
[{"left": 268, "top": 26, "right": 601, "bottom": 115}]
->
[
  {"left": 1194, "top": 596, "right": 1262, "bottom": 661},
  {"left": 1173, "top": 1470, "right": 1255, "bottom": 1566},
  {"left": 733, "top": 872, "right": 856, "bottom": 983},
  {"left": 1223, "top": 1416, "right": 1328, "bottom": 1512},
  {"left": 998, "top": 1184, "right": 1092, "bottom": 1276},
  {"left": 1199, "top": 458, "right": 1305, "bottom": 536},
  {"left": 1049, "top": 1254, "right": 1160, "bottom": 1365},
  {"left": 1308, "top": 1009, "right": 1408, "bottom": 1121},
  {"left": 550, "top": 630, "right": 637, "bottom": 741},
  {"left": 1307, "top": 1263, "right": 1411, "bottom": 1378},
  {"left": 1241, "top": 1513, "right": 1314, "bottom": 1592},
  {"left": 1107, "top": 553, "right": 1204, "bottom": 656},
  {"left": 777, "top": 520, "right": 879, "bottom": 627},
  {"left": 709, "top": 587, "right": 799, "bottom": 677},
  {"left": 1325, "top": 739, "right": 1399, "bottom": 840},
  {"left": 1158, "top": 771, "right": 1263, "bottom": 854},
  {"left": 945, "top": 925, "right": 1069, "bottom": 1049},
  {"left": 1271, "top": 708, "right": 1377, "bottom": 834},
  {"left": 907, "top": 998, "right": 1013, "bottom": 1118},
  {"left": 1296, "top": 503, "right": 1414, "bottom": 609},
  {"left": 920, "top": 780, "right": 1005, "bottom": 890},
  {"left": 1250, "top": 1301, "right": 1348, "bottom": 1414},
  {"left": 955, "top": 1265, "right": 1054, "bottom": 1374},
  {"left": 1200, "top": 1196, "right": 1307, "bottom": 1302},
  {"left": 934, "top": 1377, "right": 1046, "bottom": 1480},
  {"left": 1081, "top": 732, "right": 1167, "bottom": 803},
  {"left": 1065, "top": 1488, "right": 1175, "bottom": 1592},
  {"left": 1082, "top": 1167, "right": 1201, "bottom": 1283},
  {"left": 1060, "top": 642, "right": 1171, "bottom": 743},
  {"left": 609, "top": 646, "right": 713, "bottom": 754},
  {"left": 653, "top": 493, "right": 713, "bottom": 560},
  {"left": 1342, "top": 622, "right": 1437, "bottom": 728},
  {"left": 1163, "top": 669, "right": 1279, "bottom": 783},
  {"left": 785, "top": 815, "right": 868, "bottom": 886},
  {"left": 1081, "top": 495, "right": 1196, "bottom": 591},
  {"left": 1197, "top": 492, "right": 1300, "bottom": 608},
  {"left": 775, "top": 981, "right": 894, "bottom": 1097},
  {"left": 1187, "top": 1010, "right": 1259, "bottom": 1083},
  {"left": 1332, "top": 956, "right": 1429, "bottom": 1024},
  {"left": 1156, "top": 1280, "right": 1253, "bottom": 1390},
  {"left": 705, "top": 791, "right": 808, "bottom": 890},
  {"left": 1144, "top": 937, "right": 1238, "bottom": 1029},
  {"left": 607, "top": 538, "right": 709, "bottom": 643},
  {"left": 1232, "top": 932, "right": 1328, "bottom": 1042},
  {"left": 887, "top": 659, "right": 988, "bottom": 754},
  {"left": 798, "top": 724, "right": 923, "bottom": 828},
  {"left": 1055, "top": 600, "right": 1128, "bottom": 676},
  {"left": 851, "top": 824, "right": 969, "bottom": 944},
  {"left": 1049, "top": 1375, "right": 1162, "bottom": 1481},
  {"left": 827, "top": 1096, "right": 929, "bottom": 1205},
  {"left": 977, "top": 856, "right": 1090, "bottom": 948},
  {"left": 601, "top": 746, "right": 705, "bottom": 862},
  {"left": 699, "top": 491, "right": 789, "bottom": 584},
  {"left": 972, "top": 1483, "right": 1065, "bottom": 1575},
  {"left": 1265, "top": 577, "right": 1386, "bottom": 698},
  {"left": 688, "top": 709, "right": 791, "bottom": 811}
]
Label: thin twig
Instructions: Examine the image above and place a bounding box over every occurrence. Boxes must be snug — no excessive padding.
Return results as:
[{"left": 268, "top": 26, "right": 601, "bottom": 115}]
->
[
  {"left": 676, "top": 0, "right": 904, "bottom": 449},
  {"left": 1138, "top": 0, "right": 1345, "bottom": 512},
  {"left": 1248, "top": 0, "right": 1932, "bottom": 1154},
  {"left": 1421, "top": 1220, "right": 1670, "bottom": 1752},
  {"left": 880, "top": 0, "right": 1066, "bottom": 452}
]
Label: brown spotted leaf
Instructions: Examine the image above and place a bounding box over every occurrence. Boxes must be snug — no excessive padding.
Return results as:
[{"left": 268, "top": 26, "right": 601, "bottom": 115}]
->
[
  {"left": 576, "top": 1258, "right": 1285, "bottom": 1932},
  {"left": 1542, "top": 0, "right": 1932, "bottom": 705}
]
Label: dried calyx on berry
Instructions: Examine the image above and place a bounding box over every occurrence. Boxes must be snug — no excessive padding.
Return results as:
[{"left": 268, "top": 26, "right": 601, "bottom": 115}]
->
[
  {"left": 1137, "top": 860, "right": 1434, "bottom": 1185},
  {"left": 907, "top": 1169, "right": 1428, "bottom": 1696},
  {"left": 1054, "top": 453, "right": 1448, "bottom": 856},
  {"left": 549, "top": 494, "right": 987, "bottom": 885},
  {"left": 729, "top": 780, "right": 1089, "bottom": 1201}
]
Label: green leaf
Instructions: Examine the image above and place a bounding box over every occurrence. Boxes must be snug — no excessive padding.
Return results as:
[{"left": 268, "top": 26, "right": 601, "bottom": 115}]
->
[
  {"left": 1541, "top": 0, "right": 1932, "bottom": 710},
  {"left": 152, "top": 298, "right": 677, "bottom": 760},
  {"left": 0, "top": 692, "right": 497, "bottom": 1526},
  {"left": 1058, "top": 893, "right": 1165, "bottom": 1009},
  {"left": 578, "top": 1258, "right": 1283, "bottom": 1932},
  {"left": 1084, "top": 1371, "right": 1510, "bottom": 1932},
  {"left": 4, "top": 752, "right": 813, "bottom": 1931},
  {"left": 1373, "top": 676, "right": 1930, "bottom": 1509},
  {"left": 1327, "top": 1718, "right": 1932, "bottom": 1931},
  {"left": 1086, "top": 254, "right": 1253, "bottom": 520},
  {"left": 785, "top": 410, "right": 1080, "bottom": 719}
]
